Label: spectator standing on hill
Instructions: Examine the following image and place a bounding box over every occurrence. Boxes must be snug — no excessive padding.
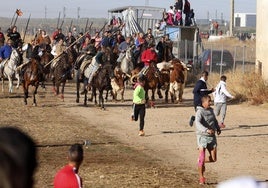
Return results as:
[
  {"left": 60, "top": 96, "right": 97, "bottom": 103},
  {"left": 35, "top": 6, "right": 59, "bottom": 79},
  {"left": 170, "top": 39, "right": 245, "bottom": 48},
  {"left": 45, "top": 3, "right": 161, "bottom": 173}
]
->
[
  {"left": 213, "top": 75, "right": 234, "bottom": 128},
  {"left": 0, "top": 27, "right": 5, "bottom": 47},
  {"left": 195, "top": 95, "right": 221, "bottom": 184},
  {"left": 156, "top": 36, "right": 165, "bottom": 62},
  {"left": 174, "top": 9, "right": 183, "bottom": 26},
  {"left": 189, "top": 71, "right": 214, "bottom": 127},
  {"left": 54, "top": 144, "right": 84, "bottom": 188}
]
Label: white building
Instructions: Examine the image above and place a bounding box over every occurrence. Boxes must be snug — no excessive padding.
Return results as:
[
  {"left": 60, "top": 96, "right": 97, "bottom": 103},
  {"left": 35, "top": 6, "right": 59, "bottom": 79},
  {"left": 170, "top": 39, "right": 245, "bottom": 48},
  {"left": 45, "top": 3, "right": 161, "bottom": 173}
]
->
[{"left": 234, "top": 13, "right": 256, "bottom": 27}]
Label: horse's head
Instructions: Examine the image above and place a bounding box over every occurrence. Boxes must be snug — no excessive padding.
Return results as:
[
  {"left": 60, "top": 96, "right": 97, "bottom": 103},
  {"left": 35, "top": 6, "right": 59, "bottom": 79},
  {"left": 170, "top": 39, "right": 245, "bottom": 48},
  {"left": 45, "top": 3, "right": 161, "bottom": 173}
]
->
[{"left": 10, "top": 49, "right": 22, "bottom": 65}]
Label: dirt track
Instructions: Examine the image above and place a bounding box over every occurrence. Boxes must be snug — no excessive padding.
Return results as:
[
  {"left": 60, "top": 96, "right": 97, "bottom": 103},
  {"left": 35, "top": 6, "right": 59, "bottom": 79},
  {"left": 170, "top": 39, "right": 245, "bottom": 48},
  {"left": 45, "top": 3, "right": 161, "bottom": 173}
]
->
[{"left": 0, "top": 81, "right": 267, "bottom": 187}]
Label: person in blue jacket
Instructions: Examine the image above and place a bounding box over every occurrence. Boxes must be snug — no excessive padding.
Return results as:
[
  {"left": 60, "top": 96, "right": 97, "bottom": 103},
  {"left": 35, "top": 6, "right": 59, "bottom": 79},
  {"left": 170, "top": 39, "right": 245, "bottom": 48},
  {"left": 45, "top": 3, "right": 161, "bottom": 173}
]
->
[{"left": 189, "top": 71, "right": 214, "bottom": 126}]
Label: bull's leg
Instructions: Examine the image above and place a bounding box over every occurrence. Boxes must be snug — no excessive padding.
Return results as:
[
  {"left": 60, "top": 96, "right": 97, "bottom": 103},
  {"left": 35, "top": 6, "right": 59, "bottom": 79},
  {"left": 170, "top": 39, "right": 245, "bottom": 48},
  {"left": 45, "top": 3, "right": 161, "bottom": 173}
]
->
[
  {"left": 178, "top": 87, "right": 183, "bottom": 102},
  {"left": 120, "top": 89, "right": 125, "bottom": 102},
  {"left": 165, "top": 86, "right": 169, "bottom": 103}
]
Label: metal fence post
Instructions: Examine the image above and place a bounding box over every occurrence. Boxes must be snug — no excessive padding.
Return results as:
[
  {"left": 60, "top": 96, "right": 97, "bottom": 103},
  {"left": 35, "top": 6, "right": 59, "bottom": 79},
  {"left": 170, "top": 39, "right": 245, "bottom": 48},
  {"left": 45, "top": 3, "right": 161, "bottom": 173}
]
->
[
  {"left": 185, "top": 39, "right": 188, "bottom": 63},
  {"left": 210, "top": 44, "right": 213, "bottom": 73},
  {"left": 233, "top": 46, "right": 237, "bottom": 72},
  {"left": 220, "top": 44, "right": 223, "bottom": 76},
  {"left": 242, "top": 46, "right": 245, "bottom": 74}
]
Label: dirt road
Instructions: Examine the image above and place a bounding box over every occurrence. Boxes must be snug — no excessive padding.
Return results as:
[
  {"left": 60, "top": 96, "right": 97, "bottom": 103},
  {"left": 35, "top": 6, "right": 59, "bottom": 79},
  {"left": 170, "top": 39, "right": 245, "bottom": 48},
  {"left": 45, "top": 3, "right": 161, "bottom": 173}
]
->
[{"left": 0, "top": 81, "right": 267, "bottom": 187}]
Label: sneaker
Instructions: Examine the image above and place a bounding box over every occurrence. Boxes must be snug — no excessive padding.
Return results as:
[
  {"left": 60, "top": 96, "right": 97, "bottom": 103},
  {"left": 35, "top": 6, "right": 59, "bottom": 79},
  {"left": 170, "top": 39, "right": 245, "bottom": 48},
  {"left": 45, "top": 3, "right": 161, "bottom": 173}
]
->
[
  {"left": 139, "top": 130, "right": 145, "bottom": 136},
  {"left": 189, "top": 116, "right": 195, "bottom": 127},
  {"left": 219, "top": 123, "right": 226, "bottom": 129},
  {"left": 199, "top": 177, "right": 206, "bottom": 185}
]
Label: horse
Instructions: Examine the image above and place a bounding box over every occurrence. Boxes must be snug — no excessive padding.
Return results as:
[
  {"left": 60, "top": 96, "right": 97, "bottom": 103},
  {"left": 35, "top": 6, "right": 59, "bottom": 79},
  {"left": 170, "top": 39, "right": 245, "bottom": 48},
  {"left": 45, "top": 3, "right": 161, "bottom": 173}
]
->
[
  {"left": 22, "top": 57, "right": 43, "bottom": 106},
  {"left": 51, "top": 52, "right": 70, "bottom": 100},
  {"left": 0, "top": 48, "right": 22, "bottom": 93},
  {"left": 119, "top": 45, "right": 134, "bottom": 77}
]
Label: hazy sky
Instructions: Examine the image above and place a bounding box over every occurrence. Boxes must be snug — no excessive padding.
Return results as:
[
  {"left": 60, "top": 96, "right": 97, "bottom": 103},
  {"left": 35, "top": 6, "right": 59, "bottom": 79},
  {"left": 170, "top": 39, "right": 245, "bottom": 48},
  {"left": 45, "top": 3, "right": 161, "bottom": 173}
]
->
[{"left": 0, "top": 0, "right": 256, "bottom": 20}]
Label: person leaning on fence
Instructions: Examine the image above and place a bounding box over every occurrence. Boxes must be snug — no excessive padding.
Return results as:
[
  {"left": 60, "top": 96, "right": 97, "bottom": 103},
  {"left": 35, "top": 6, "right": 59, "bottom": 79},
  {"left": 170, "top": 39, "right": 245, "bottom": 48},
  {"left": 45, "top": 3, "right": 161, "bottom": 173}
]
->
[
  {"left": 213, "top": 75, "right": 234, "bottom": 129},
  {"left": 54, "top": 143, "right": 84, "bottom": 188},
  {"left": 189, "top": 71, "right": 214, "bottom": 127},
  {"left": 0, "top": 127, "right": 37, "bottom": 188},
  {"left": 195, "top": 95, "right": 221, "bottom": 184}
]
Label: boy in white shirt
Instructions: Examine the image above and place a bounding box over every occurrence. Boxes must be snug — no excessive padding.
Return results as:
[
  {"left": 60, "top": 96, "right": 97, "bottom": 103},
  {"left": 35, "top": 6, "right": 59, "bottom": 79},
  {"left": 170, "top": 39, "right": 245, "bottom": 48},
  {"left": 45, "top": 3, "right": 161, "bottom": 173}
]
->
[{"left": 213, "top": 75, "right": 234, "bottom": 128}]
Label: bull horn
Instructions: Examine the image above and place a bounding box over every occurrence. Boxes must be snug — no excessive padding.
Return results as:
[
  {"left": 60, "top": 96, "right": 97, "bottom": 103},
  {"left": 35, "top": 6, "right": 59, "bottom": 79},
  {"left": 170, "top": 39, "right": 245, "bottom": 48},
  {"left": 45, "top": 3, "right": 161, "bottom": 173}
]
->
[{"left": 130, "top": 74, "right": 138, "bottom": 84}]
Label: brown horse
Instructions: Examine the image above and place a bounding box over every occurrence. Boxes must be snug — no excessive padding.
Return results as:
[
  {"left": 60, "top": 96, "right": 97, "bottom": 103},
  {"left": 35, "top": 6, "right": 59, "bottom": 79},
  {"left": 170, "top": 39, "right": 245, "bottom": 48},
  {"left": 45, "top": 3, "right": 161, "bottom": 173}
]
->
[
  {"left": 52, "top": 47, "right": 77, "bottom": 101},
  {"left": 22, "top": 57, "right": 42, "bottom": 106}
]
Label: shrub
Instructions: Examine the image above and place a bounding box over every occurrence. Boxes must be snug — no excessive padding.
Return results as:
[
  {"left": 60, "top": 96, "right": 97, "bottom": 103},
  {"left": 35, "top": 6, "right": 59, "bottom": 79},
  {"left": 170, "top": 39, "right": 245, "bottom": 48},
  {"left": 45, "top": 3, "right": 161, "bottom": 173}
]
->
[{"left": 208, "top": 71, "right": 268, "bottom": 105}]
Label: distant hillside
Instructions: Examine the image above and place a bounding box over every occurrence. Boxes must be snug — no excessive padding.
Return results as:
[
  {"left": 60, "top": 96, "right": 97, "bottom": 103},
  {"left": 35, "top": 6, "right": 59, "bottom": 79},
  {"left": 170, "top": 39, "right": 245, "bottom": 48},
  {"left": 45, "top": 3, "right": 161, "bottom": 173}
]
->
[{"left": 0, "top": 17, "right": 108, "bottom": 36}]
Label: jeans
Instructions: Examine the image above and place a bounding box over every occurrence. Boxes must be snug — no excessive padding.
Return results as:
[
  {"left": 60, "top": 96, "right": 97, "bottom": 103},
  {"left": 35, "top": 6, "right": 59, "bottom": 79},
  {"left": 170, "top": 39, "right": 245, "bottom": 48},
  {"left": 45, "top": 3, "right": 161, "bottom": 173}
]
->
[{"left": 133, "top": 104, "right": 146, "bottom": 131}]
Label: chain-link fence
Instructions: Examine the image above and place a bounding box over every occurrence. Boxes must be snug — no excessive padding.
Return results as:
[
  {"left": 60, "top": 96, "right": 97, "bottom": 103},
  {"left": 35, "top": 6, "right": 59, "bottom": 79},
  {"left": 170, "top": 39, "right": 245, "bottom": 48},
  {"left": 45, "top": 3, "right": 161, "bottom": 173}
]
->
[{"left": 173, "top": 39, "right": 256, "bottom": 76}]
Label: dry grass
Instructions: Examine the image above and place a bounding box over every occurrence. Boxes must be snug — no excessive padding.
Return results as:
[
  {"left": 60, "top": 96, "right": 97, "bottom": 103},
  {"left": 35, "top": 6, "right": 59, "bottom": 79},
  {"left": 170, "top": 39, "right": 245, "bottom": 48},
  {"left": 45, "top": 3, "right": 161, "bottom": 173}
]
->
[{"left": 209, "top": 70, "right": 268, "bottom": 105}]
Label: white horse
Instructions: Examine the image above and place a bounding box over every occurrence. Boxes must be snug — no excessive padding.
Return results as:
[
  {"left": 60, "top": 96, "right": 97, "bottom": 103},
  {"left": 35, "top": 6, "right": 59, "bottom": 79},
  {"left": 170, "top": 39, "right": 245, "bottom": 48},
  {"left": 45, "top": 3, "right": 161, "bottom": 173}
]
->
[
  {"left": 120, "top": 46, "right": 134, "bottom": 77},
  {"left": 0, "top": 49, "right": 21, "bottom": 93}
]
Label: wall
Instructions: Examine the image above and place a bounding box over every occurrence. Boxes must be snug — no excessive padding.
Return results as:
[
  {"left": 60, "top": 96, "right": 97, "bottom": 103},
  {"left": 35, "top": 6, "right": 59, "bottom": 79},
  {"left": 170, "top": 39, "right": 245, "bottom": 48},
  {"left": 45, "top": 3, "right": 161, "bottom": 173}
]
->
[{"left": 256, "top": 0, "right": 268, "bottom": 81}]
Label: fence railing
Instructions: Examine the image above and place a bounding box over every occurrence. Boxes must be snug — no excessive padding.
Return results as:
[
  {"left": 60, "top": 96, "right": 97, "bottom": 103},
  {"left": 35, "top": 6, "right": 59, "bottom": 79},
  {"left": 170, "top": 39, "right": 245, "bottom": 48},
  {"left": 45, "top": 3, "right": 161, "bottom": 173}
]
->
[{"left": 172, "top": 40, "right": 256, "bottom": 75}]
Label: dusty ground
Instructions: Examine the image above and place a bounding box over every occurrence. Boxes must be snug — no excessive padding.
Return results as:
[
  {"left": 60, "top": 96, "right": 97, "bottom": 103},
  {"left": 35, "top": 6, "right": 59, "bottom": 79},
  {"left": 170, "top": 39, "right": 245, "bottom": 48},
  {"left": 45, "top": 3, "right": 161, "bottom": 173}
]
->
[{"left": 0, "top": 80, "right": 267, "bottom": 188}]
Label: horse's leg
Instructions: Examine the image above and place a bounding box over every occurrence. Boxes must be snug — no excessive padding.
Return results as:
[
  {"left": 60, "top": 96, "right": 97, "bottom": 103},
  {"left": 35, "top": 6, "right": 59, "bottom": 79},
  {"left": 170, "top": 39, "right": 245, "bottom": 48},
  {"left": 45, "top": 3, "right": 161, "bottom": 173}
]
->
[
  {"left": 99, "top": 89, "right": 104, "bottom": 109},
  {"left": 93, "top": 88, "right": 97, "bottom": 106},
  {"left": 76, "top": 80, "right": 80, "bottom": 103},
  {"left": 165, "top": 85, "right": 169, "bottom": 103},
  {"left": 15, "top": 73, "right": 20, "bottom": 89},
  {"left": 23, "top": 83, "right": 28, "bottom": 105},
  {"left": 8, "top": 76, "right": 13, "bottom": 93},
  {"left": 60, "top": 82, "right": 65, "bottom": 101},
  {"left": 83, "top": 88, "right": 87, "bottom": 106},
  {"left": 2, "top": 78, "right": 4, "bottom": 92},
  {"left": 151, "top": 89, "right": 155, "bottom": 101},
  {"left": 32, "top": 84, "right": 39, "bottom": 106}
]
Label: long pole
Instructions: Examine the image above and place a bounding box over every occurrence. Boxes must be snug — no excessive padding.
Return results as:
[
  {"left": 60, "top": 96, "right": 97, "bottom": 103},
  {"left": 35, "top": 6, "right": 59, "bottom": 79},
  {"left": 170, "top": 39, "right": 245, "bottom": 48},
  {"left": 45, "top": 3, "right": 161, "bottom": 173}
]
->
[
  {"left": 45, "top": 30, "right": 90, "bottom": 68},
  {"left": 85, "top": 18, "right": 89, "bottom": 32},
  {"left": 230, "top": 0, "right": 234, "bottom": 36},
  {"left": 10, "top": 11, "right": 17, "bottom": 27},
  {"left": 22, "top": 14, "right": 31, "bottom": 43},
  {"left": 56, "top": 12, "right": 61, "bottom": 29}
]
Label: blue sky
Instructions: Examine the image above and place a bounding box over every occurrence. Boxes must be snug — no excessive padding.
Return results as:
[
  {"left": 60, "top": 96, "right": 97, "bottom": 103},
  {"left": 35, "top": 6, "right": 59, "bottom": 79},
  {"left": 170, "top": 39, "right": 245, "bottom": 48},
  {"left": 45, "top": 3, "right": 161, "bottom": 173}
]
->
[{"left": 0, "top": 0, "right": 256, "bottom": 20}]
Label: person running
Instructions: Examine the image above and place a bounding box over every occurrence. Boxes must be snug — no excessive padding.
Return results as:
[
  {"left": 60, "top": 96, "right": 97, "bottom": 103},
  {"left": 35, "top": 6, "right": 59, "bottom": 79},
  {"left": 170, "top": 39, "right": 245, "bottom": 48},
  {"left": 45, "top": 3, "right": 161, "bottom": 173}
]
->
[
  {"left": 133, "top": 75, "right": 146, "bottom": 136},
  {"left": 195, "top": 95, "right": 221, "bottom": 184},
  {"left": 189, "top": 71, "right": 214, "bottom": 126},
  {"left": 213, "top": 75, "right": 234, "bottom": 128},
  {"left": 54, "top": 144, "right": 84, "bottom": 188}
]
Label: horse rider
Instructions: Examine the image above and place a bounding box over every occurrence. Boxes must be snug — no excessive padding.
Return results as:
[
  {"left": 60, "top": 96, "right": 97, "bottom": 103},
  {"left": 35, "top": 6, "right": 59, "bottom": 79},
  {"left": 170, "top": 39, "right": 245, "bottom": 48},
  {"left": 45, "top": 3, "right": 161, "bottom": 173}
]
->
[
  {"left": 78, "top": 38, "right": 97, "bottom": 81},
  {"left": 50, "top": 38, "right": 66, "bottom": 81},
  {"left": 140, "top": 42, "right": 159, "bottom": 76},
  {"left": 0, "top": 39, "right": 13, "bottom": 77},
  {"left": 87, "top": 46, "right": 110, "bottom": 88},
  {"left": 7, "top": 26, "right": 21, "bottom": 48},
  {"left": 116, "top": 36, "right": 131, "bottom": 67}
]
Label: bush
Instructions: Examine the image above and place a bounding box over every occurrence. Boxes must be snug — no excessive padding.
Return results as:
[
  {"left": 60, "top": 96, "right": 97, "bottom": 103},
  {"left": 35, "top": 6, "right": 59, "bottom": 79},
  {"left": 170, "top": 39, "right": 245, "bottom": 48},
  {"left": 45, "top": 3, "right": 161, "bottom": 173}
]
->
[{"left": 208, "top": 71, "right": 268, "bottom": 105}]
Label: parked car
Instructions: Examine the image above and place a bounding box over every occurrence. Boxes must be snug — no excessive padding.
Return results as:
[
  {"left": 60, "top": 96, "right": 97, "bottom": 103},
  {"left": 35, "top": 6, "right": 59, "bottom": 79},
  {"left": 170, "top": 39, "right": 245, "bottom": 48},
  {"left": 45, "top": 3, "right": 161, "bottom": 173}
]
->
[{"left": 194, "top": 49, "right": 234, "bottom": 73}]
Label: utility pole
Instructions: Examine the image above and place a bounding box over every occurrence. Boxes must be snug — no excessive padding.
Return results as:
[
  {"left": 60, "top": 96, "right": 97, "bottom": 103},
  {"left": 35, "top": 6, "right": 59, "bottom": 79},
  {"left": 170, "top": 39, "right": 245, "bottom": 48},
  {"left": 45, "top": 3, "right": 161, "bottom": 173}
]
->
[
  {"left": 77, "top": 7, "right": 80, "bottom": 32},
  {"left": 230, "top": 0, "right": 234, "bottom": 36},
  {"left": 63, "top": 7, "right": 66, "bottom": 19},
  {"left": 145, "top": 0, "right": 149, "bottom": 6}
]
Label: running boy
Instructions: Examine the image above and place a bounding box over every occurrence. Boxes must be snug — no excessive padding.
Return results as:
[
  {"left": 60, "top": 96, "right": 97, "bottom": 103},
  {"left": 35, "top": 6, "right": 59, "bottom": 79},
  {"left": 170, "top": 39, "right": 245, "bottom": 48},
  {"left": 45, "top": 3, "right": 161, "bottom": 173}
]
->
[{"left": 195, "top": 95, "right": 221, "bottom": 184}]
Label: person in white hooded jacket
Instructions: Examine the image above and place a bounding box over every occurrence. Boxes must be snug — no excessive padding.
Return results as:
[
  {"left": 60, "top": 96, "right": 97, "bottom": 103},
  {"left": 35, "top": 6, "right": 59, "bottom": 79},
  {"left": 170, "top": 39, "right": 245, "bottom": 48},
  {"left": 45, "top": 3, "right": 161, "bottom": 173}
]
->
[{"left": 213, "top": 75, "right": 234, "bottom": 128}]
